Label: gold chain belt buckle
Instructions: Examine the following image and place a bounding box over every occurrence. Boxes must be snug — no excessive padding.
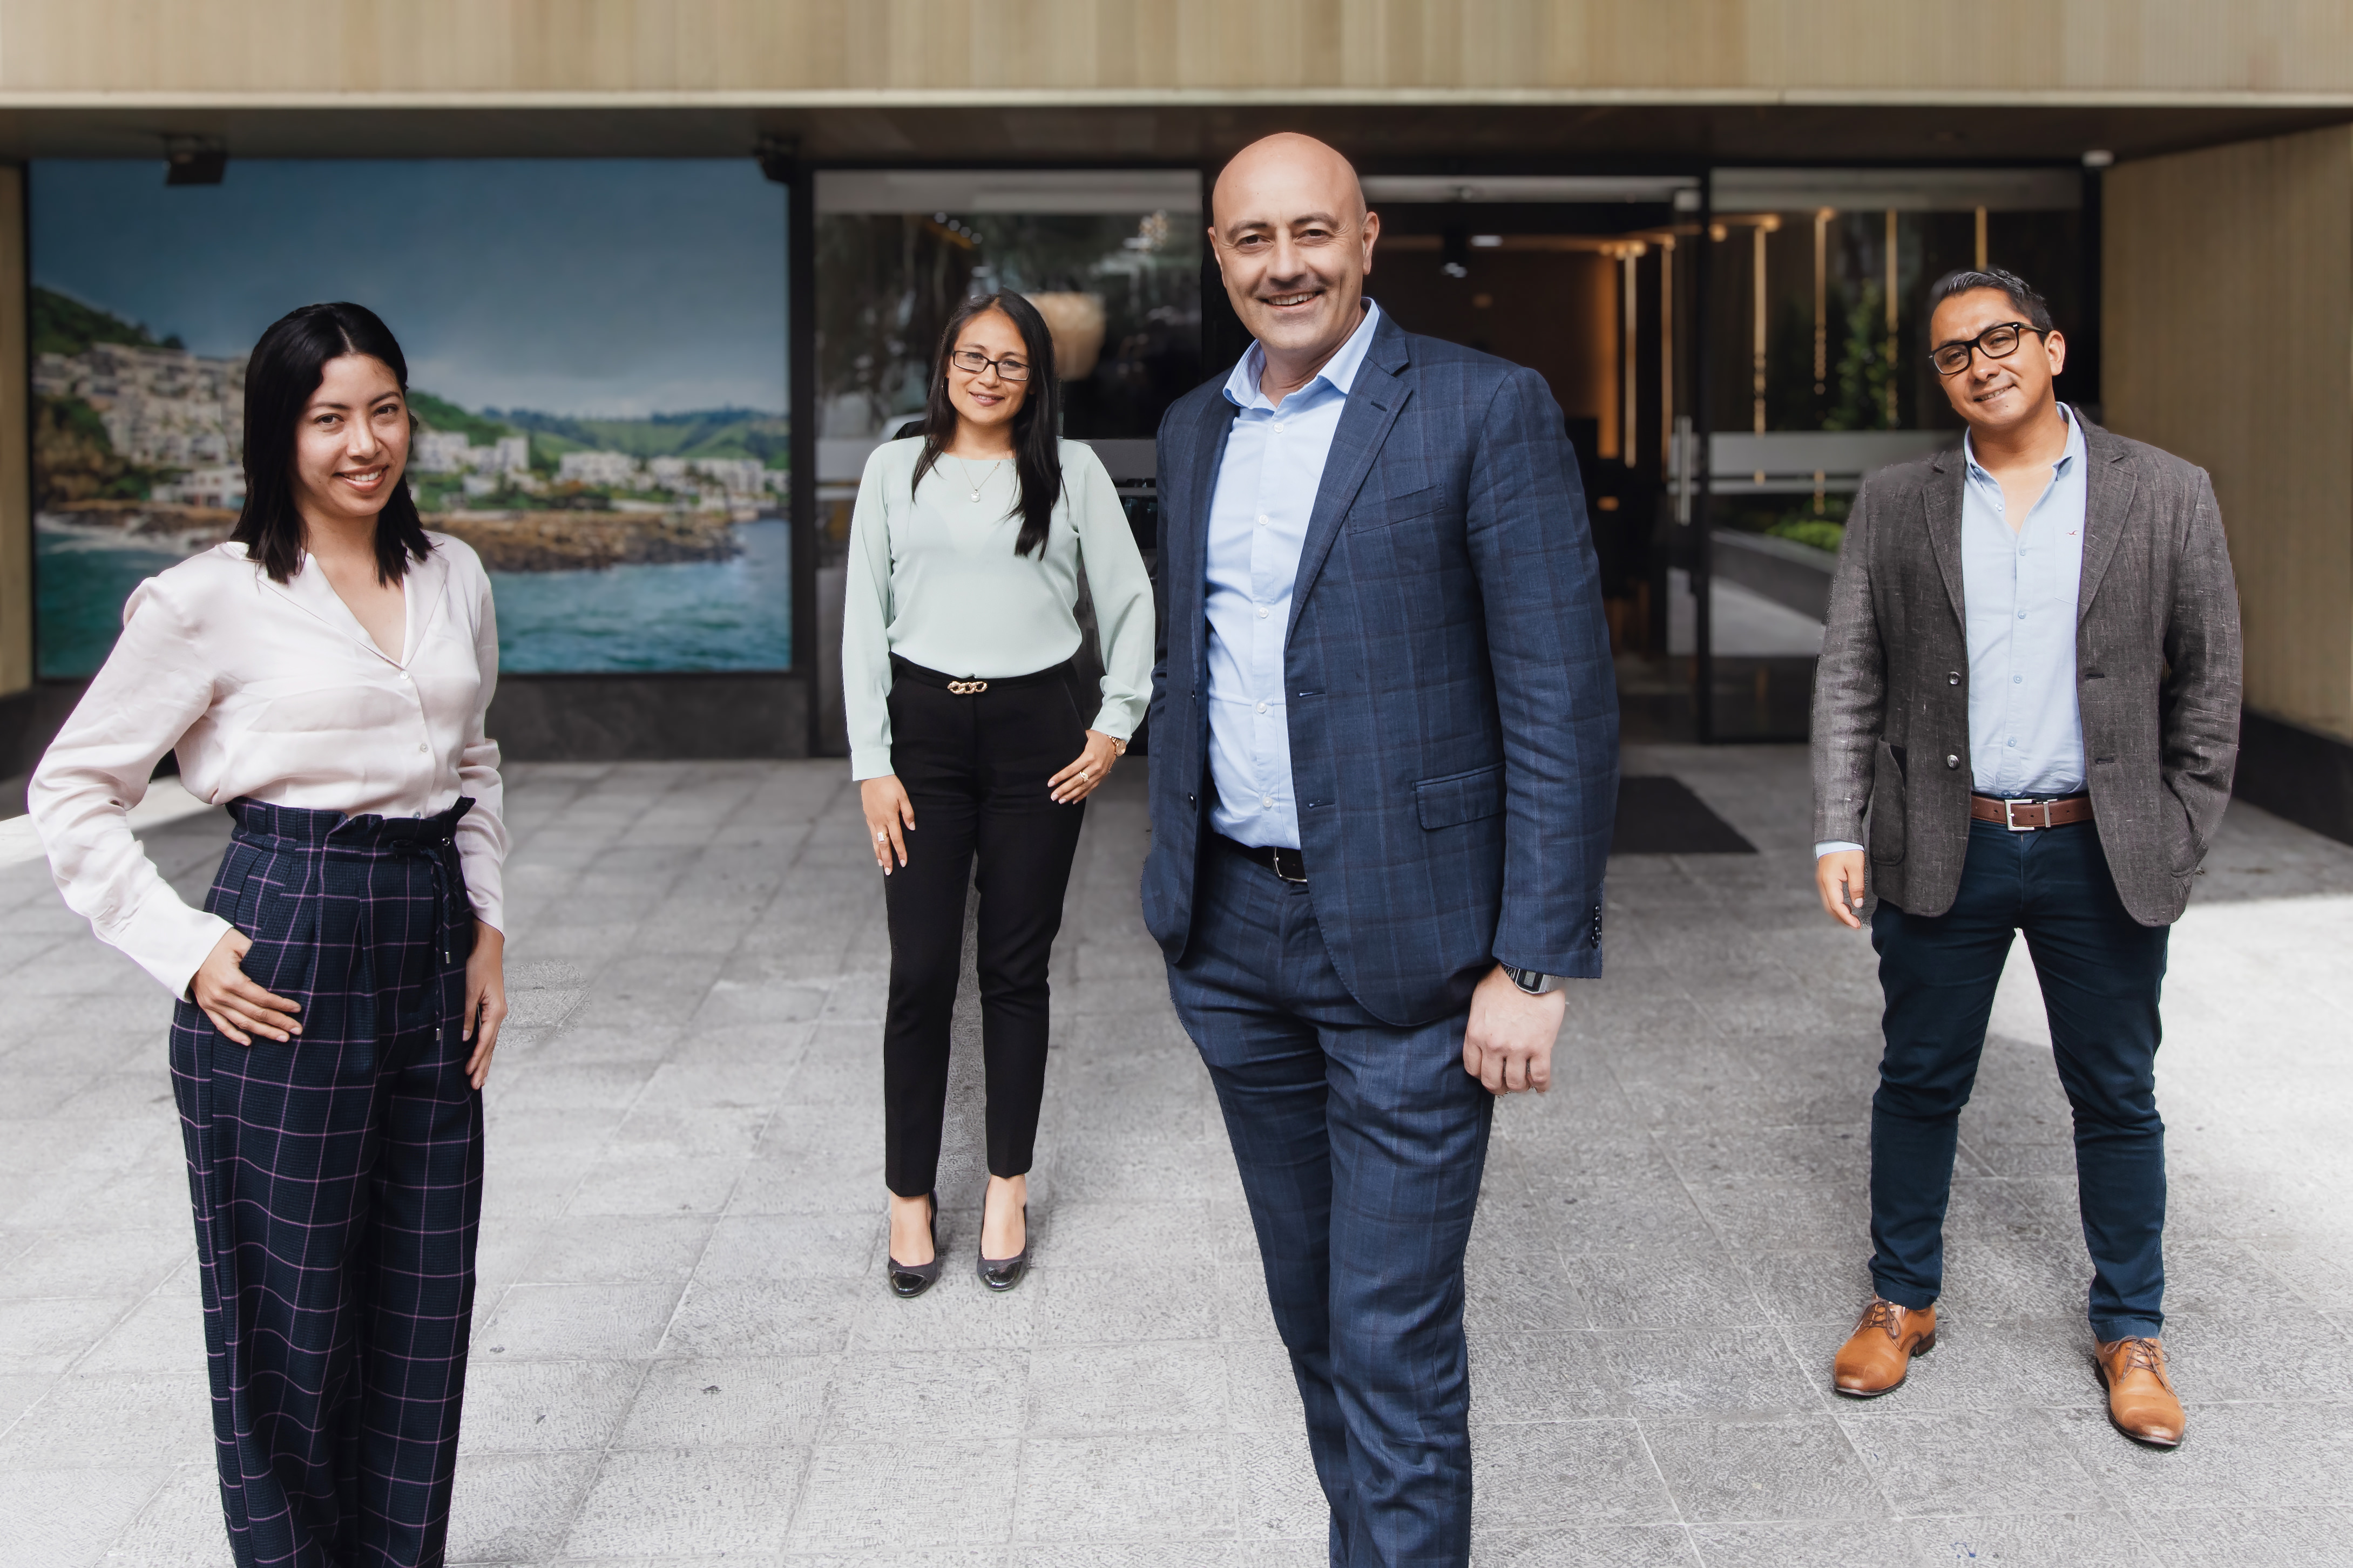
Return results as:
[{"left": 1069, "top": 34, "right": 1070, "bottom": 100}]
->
[{"left": 945, "top": 678, "right": 989, "bottom": 695}]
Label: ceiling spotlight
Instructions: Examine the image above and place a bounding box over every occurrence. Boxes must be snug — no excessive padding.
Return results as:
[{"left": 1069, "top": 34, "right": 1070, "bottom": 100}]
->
[
  {"left": 164, "top": 137, "right": 225, "bottom": 186},
  {"left": 2081, "top": 149, "right": 2115, "bottom": 169}
]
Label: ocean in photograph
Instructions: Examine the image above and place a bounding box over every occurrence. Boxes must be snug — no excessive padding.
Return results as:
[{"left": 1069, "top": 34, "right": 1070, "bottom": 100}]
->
[
  {"left": 35, "top": 524, "right": 191, "bottom": 677},
  {"left": 36, "top": 516, "right": 790, "bottom": 679},
  {"left": 30, "top": 157, "right": 790, "bottom": 678},
  {"left": 489, "top": 517, "right": 790, "bottom": 673}
]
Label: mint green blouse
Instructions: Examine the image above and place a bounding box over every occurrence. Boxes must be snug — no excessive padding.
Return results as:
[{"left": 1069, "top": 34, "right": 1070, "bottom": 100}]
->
[{"left": 842, "top": 437, "right": 1154, "bottom": 781}]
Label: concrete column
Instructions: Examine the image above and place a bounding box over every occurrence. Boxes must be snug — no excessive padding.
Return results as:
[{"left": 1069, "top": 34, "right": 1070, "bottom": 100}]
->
[{"left": 0, "top": 165, "right": 28, "bottom": 700}]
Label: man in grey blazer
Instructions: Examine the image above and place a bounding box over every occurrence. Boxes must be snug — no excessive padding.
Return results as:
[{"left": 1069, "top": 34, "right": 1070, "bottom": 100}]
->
[{"left": 1810, "top": 268, "right": 2240, "bottom": 1447}]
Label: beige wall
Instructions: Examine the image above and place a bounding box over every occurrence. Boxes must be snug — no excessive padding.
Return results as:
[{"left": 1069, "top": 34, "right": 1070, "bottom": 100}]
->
[
  {"left": 0, "top": 0, "right": 2349, "bottom": 99},
  {"left": 2105, "top": 124, "right": 2353, "bottom": 742},
  {"left": 0, "top": 165, "right": 25, "bottom": 697}
]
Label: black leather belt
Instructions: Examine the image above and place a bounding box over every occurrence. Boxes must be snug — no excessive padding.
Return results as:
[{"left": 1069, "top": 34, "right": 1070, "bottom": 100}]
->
[
  {"left": 1214, "top": 832, "right": 1306, "bottom": 884},
  {"left": 890, "top": 654, "right": 1073, "bottom": 696}
]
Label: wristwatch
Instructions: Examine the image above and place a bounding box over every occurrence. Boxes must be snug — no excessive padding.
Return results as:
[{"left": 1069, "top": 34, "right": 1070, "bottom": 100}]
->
[{"left": 1503, "top": 966, "right": 1564, "bottom": 996}]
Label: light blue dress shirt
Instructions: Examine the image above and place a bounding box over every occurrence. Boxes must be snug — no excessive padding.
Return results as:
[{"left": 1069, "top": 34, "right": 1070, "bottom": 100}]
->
[
  {"left": 1960, "top": 403, "right": 2089, "bottom": 796},
  {"left": 1816, "top": 404, "right": 2088, "bottom": 858},
  {"left": 1203, "top": 300, "right": 1383, "bottom": 850}
]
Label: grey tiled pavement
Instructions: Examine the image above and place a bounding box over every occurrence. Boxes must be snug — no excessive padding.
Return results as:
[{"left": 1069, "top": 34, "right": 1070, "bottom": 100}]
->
[{"left": 4, "top": 746, "right": 2352, "bottom": 1566}]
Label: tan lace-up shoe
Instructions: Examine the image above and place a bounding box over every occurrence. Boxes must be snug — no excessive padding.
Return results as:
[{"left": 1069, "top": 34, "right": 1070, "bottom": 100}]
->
[
  {"left": 2096, "top": 1336, "right": 2186, "bottom": 1447},
  {"left": 1832, "top": 1296, "right": 1937, "bottom": 1397}
]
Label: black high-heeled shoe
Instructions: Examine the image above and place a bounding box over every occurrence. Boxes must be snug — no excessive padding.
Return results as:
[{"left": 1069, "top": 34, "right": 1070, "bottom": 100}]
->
[
  {"left": 888, "top": 1192, "right": 941, "bottom": 1298},
  {"left": 976, "top": 1189, "right": 1029, "bottom": 1293}
]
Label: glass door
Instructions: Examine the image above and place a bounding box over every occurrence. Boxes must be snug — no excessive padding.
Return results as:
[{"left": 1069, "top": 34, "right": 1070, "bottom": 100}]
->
[
  {"left": 808, "top": 168, "right": 1205, "bottom": 753},
  {"left": 1693, "top": 166, "right": 2089, "bottom": 740}
]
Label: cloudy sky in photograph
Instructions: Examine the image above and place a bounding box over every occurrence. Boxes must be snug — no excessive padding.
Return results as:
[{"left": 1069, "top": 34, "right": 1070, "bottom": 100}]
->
[{"left": 31, "top": 158, "right": 787, "bottom": 417}]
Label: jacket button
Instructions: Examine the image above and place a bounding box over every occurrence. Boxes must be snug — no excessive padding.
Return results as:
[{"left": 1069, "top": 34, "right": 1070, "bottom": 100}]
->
[
  {"left": 1948, "top": 672, "right": 1960, "bottom": 685},
  {"left": 1945, "top": 754, "right": 1960, "bottom": 769}
]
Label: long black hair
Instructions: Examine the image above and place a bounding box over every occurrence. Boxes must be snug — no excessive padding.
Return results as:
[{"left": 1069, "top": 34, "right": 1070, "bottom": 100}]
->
[
  {"left": 231, "top": 302, "right": 434, "bottom": 585},
  {"left": 910, "top": 291, "right": 1064, "bottom": 557}
]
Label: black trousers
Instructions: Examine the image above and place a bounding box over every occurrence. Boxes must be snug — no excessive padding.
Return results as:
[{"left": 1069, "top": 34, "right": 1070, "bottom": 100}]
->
[
  {"left": 173, "top": 799, "right": 482, "bottom": 1568},
  {"left": 881, "top": 659, "right": 1088, "bottom": 1198},
  {"left": 1869, "top": 817, "right": 2171, "bottom": 1340}
]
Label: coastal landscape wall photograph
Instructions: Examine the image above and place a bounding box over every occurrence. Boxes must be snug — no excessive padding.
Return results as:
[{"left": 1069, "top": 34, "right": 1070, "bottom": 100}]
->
[{"left": 30, "top": 157, "right": 790, "bottom": 677}]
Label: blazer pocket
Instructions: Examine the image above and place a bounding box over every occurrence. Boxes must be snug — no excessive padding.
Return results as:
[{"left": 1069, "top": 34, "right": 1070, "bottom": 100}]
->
[
  {"left": 1867, "top": 740, "right": 1908, "bottom": 865},
  {"left": 1350, "top": 483, "right": 1444, "bottom": 532},
  {"left": 1416, "top": 763, "right": 1506, "bottom": 830}
]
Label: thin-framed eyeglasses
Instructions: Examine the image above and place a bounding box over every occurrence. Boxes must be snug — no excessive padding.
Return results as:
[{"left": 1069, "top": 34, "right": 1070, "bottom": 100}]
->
[
  {"left": 1931, "top": 321, "right": 2047, "bottom": 377},
  {"left": 949, "top": 348, "right": 1031, "bottom": 382}
]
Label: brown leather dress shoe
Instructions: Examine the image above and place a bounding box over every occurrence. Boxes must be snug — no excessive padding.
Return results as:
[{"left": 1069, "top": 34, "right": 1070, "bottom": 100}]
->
[
  {"left": 2096, "top": 1336, "right": 2186, "bottom": 1447},
  {"left": 1833, "top": 1296, "right": 1937, "bottom": 1397}
]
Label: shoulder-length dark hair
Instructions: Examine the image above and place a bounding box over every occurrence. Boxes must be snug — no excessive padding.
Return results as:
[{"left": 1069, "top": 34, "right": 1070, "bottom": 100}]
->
[
  {"left": 910, "top": 291, "right": 1064, "bottom": 557},
  {"left": 231, "top": 302, "right": 434, "bottom": 585}
]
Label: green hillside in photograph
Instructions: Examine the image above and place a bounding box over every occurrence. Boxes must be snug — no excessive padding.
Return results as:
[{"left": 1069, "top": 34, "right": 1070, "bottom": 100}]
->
[
  {"left": 493, "top": 407, "right": 789, "bottom": 467},
  {"left": 408, "top": 390, "right": 520, "bottom": 446},
  {"left": 31, "top": 286, "right": 181, "bottom": 357}
]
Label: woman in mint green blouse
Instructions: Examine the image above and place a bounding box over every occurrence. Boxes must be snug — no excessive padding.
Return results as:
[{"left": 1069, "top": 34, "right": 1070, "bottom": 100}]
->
[{"left": 842, "top": 291, "right": 1152, "bottom": 1298}]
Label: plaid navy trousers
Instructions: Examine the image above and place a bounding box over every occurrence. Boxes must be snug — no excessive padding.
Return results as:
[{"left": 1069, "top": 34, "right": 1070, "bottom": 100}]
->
[{"left": 170, "top": 798, "right": 485, "bottom": 1568}]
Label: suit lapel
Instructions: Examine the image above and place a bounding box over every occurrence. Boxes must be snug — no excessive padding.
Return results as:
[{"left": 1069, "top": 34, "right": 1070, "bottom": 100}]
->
[
  {"left": 1287, "top": 322, "right": 1411, "bottom": 634},
  {"left": 1922, "top": 452, "right": 1967, "bottom": 630},
  {"left": 1184, "top": 391, "right": 1239, "bottom": 683},
  {"left": 2076, "top": 422, "right": 2138, "bottom": 625}
]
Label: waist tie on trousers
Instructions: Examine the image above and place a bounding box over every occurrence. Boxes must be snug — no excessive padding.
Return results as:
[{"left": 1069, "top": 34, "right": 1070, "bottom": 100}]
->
[{"left": 225, "top": 796, "right": 476, "bottom": 963}]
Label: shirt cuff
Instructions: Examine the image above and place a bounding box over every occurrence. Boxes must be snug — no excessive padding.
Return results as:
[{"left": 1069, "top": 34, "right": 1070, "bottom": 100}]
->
[
  {"left": 849, "top": 745, "right": 895, "bottom": 782},
  {"left": 466, "top": 887, "right": 504, "bottom": 938},
  {"left": 1815, "top": 840, "right": 1865, "bottom": 859},
  {"left": 118, "top": 900, "right": 235, "bottom": 1002}
]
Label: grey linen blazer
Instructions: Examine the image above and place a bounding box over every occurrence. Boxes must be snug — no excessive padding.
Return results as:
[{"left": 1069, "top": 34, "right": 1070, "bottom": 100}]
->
[{"left": 1810, "top": 418, "right": 2242, "bottom": 927}]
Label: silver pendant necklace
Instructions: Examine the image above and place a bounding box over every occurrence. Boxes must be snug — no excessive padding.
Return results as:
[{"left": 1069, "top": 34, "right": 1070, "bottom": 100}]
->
[{"left": 950, "top": 453, "right": 1004, "bottom": 503}]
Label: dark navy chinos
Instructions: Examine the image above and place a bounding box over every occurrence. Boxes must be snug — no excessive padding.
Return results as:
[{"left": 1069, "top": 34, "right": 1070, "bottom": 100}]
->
[{"left": 171, "top": 797, "right": 484, "bottom": 1568}]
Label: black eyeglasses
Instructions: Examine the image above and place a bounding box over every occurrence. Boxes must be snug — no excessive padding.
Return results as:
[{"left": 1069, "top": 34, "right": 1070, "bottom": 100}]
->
[
  {"left": 1931, "top": 321, "right": 2047, "bottom": 377},
  {"left": 948, "top": 349, "right": 1031, "bottom": 382}
]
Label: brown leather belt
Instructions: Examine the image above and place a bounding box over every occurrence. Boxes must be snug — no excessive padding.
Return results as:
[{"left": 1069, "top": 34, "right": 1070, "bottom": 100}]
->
[{"left": 1969, "top": 792, "right": 2094, "bottom": 831}]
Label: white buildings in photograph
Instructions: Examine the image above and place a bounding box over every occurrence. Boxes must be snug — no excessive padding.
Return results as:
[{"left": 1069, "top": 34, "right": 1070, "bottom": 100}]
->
[
  {"left": 152, "top": 464, "right": 245, "bottom": 509},
  {"left": 558, "top": 449, "right": 643, "bottom": 487},
  {"left": 416, "top": 430, "right": 530, "bottom": 478},
  {"left": 560, "top": 449, "right": 783, "bottom": 498},
  {"left": 35, "top": 341, "right": 245, "bottom": 469}
]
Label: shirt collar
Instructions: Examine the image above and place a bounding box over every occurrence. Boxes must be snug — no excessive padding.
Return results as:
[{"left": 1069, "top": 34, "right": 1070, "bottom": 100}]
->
[
  {"left": 1224, "top": 298, "right": 1383, "bottom": 411},
  {"left": 1963, "top": 401, "right": 2083, "bottom": 484}
]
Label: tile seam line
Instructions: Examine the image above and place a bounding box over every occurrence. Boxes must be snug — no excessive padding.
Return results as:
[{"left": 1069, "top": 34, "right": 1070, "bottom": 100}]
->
[
  {"left": 536, "top": 766, "right": 756, "bottom": 1560},
  {"left": 700, "top": 773, "right": 842, "bottom": 1549}
]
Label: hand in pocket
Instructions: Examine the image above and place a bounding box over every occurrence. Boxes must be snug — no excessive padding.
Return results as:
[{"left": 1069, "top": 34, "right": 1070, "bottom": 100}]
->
[{"left": 190, "top": 928, "right": 303, "bottom": 1045}]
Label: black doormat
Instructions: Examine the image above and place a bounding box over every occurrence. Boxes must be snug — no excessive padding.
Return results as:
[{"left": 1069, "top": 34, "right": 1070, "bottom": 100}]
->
[{"left": 1611, "top": 775, "right": 1758, "bottom": 855}]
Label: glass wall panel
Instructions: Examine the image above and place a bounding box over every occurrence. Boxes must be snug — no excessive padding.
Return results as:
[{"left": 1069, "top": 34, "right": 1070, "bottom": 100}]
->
[
  {"left": 1693, "top": 166, "right": 2085, "bottom": 738},
  {"left": 30, "top": 159, "right": 789, "bottom": 677},
  {"left": 811, "top": 169, "right": 1203, "bottom": 549}
]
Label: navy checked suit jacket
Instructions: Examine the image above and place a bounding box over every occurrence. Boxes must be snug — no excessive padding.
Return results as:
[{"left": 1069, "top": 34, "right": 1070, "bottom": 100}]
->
[{"left": 1141, "top": 312, "right": 1619, "bottom": 1027}]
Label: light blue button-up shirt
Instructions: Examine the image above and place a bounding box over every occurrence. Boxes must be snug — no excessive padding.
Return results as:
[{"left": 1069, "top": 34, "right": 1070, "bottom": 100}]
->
[
  {"left": 1961, "top": 404, "right": 2088, "bottom": 796},
  {"left": 1203, "top": 300, "right": 1382, "bottom": 850},
  {"left": 1816, "top": 404, "right": 2088, "bottom": 858}
]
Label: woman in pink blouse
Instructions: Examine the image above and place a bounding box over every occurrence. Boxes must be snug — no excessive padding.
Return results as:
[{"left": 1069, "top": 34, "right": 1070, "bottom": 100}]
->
[{"left": 31, "top": 302, "right": 506, "bottom": 1568}]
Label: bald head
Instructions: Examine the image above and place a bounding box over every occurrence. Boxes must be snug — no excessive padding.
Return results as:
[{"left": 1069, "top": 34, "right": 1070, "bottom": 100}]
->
[
  {"left": 1208, "top": 134, "right": 1380, "bottom": 402},
  {"left": 1212, "top": 132, "right": 1367, "bottom": 230}
]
